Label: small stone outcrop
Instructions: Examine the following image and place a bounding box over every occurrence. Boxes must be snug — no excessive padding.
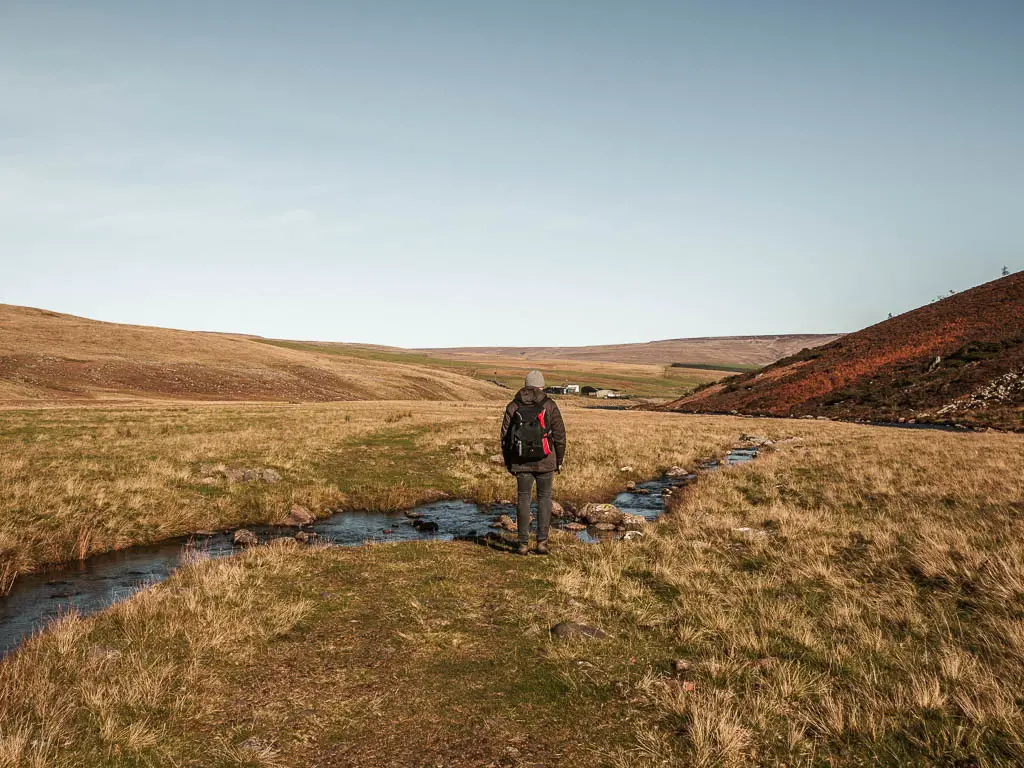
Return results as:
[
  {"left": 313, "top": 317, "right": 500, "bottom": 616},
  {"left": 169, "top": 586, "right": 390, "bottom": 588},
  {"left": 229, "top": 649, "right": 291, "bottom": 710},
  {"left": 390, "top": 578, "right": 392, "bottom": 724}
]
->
[
  {"left": 738, "top": 434, "right": 775, "bottom": 447},
  {"left": 233, "top": 529, "right": 258, "bottom": 547},
  {"left": 579, "top": 503, "right": 623, "bottom": 526},
  {"left": 490, "top": 514, "right": 517, "bottom": 532},
  {"left": 284, "top": 504, "right": 314, "bottom": 526}
]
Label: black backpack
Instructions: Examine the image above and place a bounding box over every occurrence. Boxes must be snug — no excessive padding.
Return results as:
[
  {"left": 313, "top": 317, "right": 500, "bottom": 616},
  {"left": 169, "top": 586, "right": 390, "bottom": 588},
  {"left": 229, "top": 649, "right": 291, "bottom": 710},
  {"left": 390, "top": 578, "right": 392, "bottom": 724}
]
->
[{"left": 506, "top": 404, "right": 552, "bottom": 463}]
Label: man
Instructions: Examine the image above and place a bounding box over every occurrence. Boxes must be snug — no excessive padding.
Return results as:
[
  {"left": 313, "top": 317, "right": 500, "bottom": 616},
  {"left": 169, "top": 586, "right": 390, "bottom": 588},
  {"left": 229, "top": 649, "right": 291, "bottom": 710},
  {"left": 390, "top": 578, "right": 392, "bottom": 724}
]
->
[{"left": 500, "top": 370, "right": 567, "bottom": 555}]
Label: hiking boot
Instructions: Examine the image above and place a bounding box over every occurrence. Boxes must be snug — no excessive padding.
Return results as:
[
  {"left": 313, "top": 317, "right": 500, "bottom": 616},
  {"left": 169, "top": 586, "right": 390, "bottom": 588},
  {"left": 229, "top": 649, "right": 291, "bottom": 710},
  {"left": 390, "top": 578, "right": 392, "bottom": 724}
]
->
[
  {"left": 536, "top": 540, "right": 549, "bottom": 555},
  {"left": 517, "top": 543, "right": 530, "bottom": 556}
]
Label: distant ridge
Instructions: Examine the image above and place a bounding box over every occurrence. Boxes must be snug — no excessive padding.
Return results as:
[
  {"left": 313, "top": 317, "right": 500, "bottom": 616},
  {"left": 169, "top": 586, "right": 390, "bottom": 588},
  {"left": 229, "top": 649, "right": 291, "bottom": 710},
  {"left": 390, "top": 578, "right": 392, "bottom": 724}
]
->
[
  {"left": 664, "top": 273, "right": 1024, "bottom": 430},
  {"left": 419, "top": 334, "right": 842, "bottom": 368}
]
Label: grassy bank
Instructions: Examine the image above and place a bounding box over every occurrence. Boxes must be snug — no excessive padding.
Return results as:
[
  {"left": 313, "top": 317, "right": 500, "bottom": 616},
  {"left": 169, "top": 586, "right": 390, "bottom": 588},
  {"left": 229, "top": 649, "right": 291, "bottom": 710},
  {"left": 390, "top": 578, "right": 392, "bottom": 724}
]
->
[
  {"left": 1, "top": 418, "right": 1022, "bottom": 765},
  {"left": 0, "top": 401, "right": 740, "bottom": 588}
]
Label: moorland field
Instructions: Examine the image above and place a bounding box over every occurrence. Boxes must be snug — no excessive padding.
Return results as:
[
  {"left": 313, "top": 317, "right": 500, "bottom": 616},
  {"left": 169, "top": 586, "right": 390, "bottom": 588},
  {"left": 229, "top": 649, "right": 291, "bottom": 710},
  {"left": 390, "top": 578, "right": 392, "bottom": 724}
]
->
[
  {"left": 2, "top": 301, "right": 1023, "bottom": 766},
  {"left": 0, "top": 402, "right": 1022, "bottom": 766}
]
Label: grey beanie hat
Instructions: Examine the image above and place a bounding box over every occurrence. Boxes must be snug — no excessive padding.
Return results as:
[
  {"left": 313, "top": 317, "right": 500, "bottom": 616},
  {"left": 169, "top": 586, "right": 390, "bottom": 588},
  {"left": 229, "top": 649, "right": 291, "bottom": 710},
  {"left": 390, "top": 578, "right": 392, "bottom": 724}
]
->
[{"left": 525, "top": 370, "right": 545, "bottom": 388}]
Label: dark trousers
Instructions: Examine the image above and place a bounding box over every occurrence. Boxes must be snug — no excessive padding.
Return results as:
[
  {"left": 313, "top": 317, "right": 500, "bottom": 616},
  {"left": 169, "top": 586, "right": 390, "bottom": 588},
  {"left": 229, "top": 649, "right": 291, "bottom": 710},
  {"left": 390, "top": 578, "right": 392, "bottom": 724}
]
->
[{"left": 516, "top": 471, "right": 554, "bottom": 545}]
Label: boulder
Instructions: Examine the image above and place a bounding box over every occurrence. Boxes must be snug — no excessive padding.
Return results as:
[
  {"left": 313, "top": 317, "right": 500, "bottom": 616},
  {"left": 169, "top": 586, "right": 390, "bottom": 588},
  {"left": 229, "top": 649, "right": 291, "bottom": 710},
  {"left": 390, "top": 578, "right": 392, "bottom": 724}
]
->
[
  {"left": 404, "top": 510, "right": 425, "bottom": 519},
  {"left": 294, "top": 531, "right": 316, "bottom": 544},
  {"left": 665, "top": 466, "right": 689, "bottom": 478},
  {"left": 563, "top": 522, "right": 587, "bottom": 531},
  {"left": 551, "top": 501, "right": 568, "bottom": 519},
  {"left": 261, "top": 468, "right": 283, "bottom": 483},
  {"left": 622, "top": 530, "right": 645, "bottom": 541},
  {"left": 625, "top": 481, "right": 636, "bottom": 491},
  {"left": 593, "top": 523, "right": 617, "bottom": 532},
  {"left": 619, "top": 466, "right": 634, "bottom": 473},
  {"left": 621, "top": 514, "right": 648, "bottom": 532},
  {"left": 579, "top": 503, "right": 623, "bottom": 526},
  {"left": 413, "top": 519, "right": 439, "bottom": 533},
  {"left": 550, "top": 621, "right": 607, "bottom": 640},
  {"left": 490, "top": 514, "right": 517, "bottom": 532},
  {"left": 233, "top": 529, "right": 258, "bottom": 547},
  {"left": 285, "top": 504, "right": 314, "bottom": 526}
]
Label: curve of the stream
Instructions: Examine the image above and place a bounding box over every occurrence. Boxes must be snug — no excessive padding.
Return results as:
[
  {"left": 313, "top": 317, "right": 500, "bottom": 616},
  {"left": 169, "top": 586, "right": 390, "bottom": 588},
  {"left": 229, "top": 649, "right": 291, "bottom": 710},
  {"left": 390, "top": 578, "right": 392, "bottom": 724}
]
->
[{"left": 0, "top": 447, "right": 757, "bottom": 654}]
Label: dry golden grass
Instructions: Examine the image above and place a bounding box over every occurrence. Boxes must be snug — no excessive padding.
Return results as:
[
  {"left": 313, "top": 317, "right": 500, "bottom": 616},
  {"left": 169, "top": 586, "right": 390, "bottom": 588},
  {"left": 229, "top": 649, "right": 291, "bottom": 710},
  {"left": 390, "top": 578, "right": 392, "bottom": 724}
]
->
[
  {"left": 1, "top": 304, "right": 725, "bottom": 404},
  {"left": 0, "top": 304, "right": 503, "bottom": 403},
  {"left": 2, "top": 408, "right": 1023, "bottom": 765},
  {"left": 0, "top": 544, "right": 316, "bottom": 767},
  {"left": 554, "top": 423, "right": 1024, "bottom": 765},
  {"left": 0, "top": 401, "right": 737, "bottom": 586}
]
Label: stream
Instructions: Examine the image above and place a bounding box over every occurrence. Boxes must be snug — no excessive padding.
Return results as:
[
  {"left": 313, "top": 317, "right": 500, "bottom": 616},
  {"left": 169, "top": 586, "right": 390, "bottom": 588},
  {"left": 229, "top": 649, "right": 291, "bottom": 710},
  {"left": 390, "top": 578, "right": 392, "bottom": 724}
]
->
[{"left": 0, "top": 447, "right": 757, "bottom": 655}]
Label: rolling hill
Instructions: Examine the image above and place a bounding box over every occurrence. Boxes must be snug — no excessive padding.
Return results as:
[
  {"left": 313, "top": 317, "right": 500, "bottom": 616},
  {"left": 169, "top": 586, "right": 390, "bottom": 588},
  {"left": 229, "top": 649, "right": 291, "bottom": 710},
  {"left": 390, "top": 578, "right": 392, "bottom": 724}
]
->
[
  {"left": 419, "top": 334, "right": 842, "bottom": 368},
  {"left": 664, "top": 273, "right": 1024, "bottom": 430},
  {"left": 0, "top": 305, "right": 503, "bottom": 404}
]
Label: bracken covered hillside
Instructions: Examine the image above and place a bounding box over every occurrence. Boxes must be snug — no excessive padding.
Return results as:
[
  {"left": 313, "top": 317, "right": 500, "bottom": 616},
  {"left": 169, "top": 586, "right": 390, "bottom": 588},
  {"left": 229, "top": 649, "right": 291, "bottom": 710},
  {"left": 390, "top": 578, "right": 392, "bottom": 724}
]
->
[
  {"left": 0, "top": 305, "right": 502, "bottom": 404},
  {"left": 664, "top": 273, "right": 1024, "bottom": 430}
]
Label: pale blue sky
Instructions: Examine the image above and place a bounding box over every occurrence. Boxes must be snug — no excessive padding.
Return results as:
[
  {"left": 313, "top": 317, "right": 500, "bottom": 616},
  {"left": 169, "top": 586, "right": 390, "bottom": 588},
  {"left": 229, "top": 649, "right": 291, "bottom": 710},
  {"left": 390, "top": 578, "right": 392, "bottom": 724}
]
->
[{"left": 1, "top": 1, "right": 1021, "bottom": 346}]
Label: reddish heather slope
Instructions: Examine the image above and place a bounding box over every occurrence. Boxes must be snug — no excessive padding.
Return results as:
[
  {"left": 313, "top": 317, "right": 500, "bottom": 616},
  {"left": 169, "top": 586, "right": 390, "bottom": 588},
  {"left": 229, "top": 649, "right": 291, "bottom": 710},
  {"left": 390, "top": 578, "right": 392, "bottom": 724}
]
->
[{"left": 664, "top": 273, "right": 1024, "bottom": 430}]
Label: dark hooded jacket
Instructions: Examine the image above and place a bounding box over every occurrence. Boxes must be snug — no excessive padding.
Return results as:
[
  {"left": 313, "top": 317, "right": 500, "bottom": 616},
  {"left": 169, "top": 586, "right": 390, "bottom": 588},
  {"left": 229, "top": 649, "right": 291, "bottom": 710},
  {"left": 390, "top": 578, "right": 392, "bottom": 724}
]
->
[{"left": 500, "top": 386, "right": 566, "bottom": 474}]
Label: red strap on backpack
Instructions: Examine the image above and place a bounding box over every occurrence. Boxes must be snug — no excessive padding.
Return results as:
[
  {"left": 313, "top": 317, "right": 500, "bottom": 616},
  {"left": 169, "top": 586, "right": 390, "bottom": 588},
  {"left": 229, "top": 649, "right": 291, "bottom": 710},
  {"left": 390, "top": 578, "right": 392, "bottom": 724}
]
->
[{"left": 538, "top": 410, "right": 551, "bottom": 456}]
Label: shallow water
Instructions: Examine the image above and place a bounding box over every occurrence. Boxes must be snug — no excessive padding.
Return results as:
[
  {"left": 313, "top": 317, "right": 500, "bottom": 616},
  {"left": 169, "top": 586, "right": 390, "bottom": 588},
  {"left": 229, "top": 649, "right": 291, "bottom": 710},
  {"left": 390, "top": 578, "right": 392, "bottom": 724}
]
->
[{"left": 0, "top": 448, "right": 756, "bottom": 655}]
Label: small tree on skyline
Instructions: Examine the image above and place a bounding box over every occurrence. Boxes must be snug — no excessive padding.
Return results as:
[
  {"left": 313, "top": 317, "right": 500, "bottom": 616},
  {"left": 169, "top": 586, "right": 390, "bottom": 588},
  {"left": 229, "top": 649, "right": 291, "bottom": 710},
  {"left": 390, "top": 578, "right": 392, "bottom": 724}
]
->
[{"left": 1004, "top": 266, "right": 1011, "bottom": 277}]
